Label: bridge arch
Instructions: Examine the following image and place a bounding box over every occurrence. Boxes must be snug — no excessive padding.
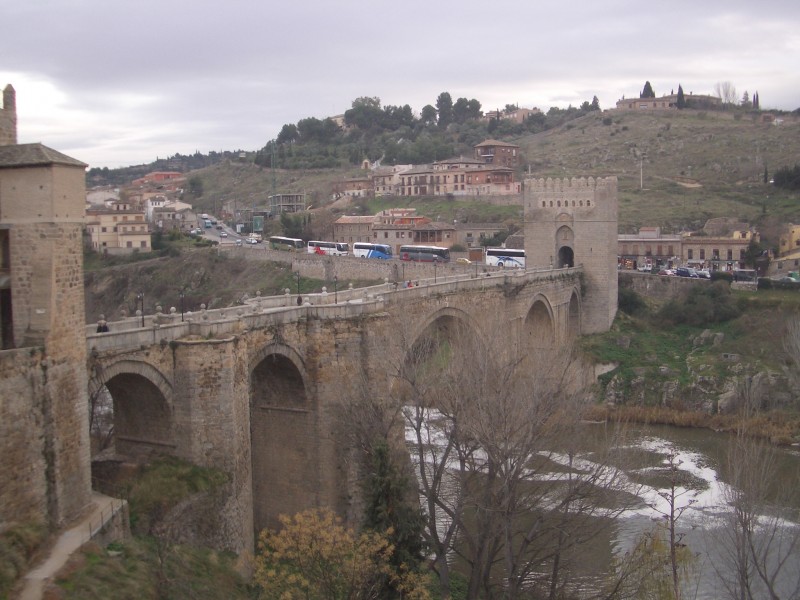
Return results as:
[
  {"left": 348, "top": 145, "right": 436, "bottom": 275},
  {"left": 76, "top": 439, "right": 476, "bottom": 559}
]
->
[
  {"left": 524, "top": 294, "right": 556, "bottom": 349},
  {"left": 249, "top": 342, "right": 318, "bottom": 534},
  {"left": 91, "top": 359, "right": 175, "bottom": 460},
  {"left": 556, "top": 224, "right": 575, "bottom": 268}
]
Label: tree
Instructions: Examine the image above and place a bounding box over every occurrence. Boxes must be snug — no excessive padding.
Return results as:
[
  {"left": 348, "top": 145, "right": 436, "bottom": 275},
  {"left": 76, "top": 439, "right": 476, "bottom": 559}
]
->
[
  {"left": 277, "top": 123, "right": 299, "bottom": 144},
  {"left": 591, "top": 95, "right": 601, "bottom": 111},
  {"left": 254, "top": 508, "right": 431, "bottom": 600},
  {"left": 677, "top": 85, "right": 686, "bottom": 109},
  {"left": 394, "top": 316, "right": 638, "bottom": 599},
  {"left": 420, "top": 104, "right": 437, "bottom": 127},
  {"left": 641, "top": 81, "right": 656, "bottom": 98},
  {"left": 436, "top": 92, "right": 453, "bottom": 128},
  {"left": 753, "top": 91, "right": 760, "bottom": 110},
  {"left": 709, "top": 376, "right": 800, "bottom": 600},
  {"left": 741, "top": 90, "right": 751, "bottom": 108},
  {"left": 714, "top": 81, "right": 738, "bottom": 106}
]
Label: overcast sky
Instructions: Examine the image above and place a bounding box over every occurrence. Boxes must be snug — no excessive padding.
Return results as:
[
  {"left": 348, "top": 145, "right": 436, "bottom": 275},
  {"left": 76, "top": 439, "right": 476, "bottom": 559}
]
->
[{"left": 2, "top": 0, "right": 798, "bottom": 169}]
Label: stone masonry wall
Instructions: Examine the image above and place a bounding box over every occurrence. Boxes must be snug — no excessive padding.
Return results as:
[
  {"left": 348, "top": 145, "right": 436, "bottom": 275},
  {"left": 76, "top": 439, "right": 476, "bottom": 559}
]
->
[
  {"left": 0, "top": 348, "right": 49, "bottom": 529},
  {"left": 0, "top": 84, "right": 16, "bottom": 146},
  {"left": 524, "top": 177, "right": 618, "bottom": 333}
]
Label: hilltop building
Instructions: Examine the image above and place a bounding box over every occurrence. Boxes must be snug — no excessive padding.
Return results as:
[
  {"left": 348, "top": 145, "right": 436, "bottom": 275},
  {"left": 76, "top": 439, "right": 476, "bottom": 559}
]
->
[{"left": 615, "top": 91, "right": 721, "bottom": 111}]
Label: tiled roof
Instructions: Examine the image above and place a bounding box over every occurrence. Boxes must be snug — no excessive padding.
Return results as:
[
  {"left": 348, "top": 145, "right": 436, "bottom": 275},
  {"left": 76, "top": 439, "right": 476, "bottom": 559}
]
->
[
  {"left": 335, "top": 216, "right": 377, "bottom": 224},
  {"left": 473, "top": 139, "right": 520, "bottom": 148},
  {"left": 0, "top": 143, "right": 87, "bottom": 169}
]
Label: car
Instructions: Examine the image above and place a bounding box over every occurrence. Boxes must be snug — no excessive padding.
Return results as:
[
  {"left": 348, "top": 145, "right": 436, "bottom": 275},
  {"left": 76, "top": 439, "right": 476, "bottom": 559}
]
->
[
  {"left": 235, "top": 239, "right": 243, "bottom": 247},
  {"left": 657, "top": 269, "right": 675, "bottom": 276},
  {"left": 637, "top": 264, "right": 653, "bottom": 272},
  {"left": 456, "top": 257, "right": 472, "bottom": 265},
  {"left": 219, "top": 231, "right": 228, "bottom": 238},
  {"left": 696, "top": 269, "right": 711, "bottom": 279},
  {"left": 775, "top": 275, "right": 798, "bottom": 283},
  {"left": 676, "top": 267, "right": 699, "bottom": 278},
  {"left": 247, "top": 238, "right": 259, "bottom": 245}
]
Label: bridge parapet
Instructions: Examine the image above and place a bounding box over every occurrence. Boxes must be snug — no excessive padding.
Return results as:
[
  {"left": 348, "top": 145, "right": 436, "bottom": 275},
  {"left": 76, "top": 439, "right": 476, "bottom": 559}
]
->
[{"left": 86, "top": 266, "right": 583, "bottom": 354}]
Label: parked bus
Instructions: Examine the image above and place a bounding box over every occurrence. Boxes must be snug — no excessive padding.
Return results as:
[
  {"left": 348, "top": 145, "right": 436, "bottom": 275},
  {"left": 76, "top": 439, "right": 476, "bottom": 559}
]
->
[
  {"left": 307, "top": 240, "right": 350, "bottom": 256},
  {"left": 269, "top": 236, "right": 305, "bottom": 251},
  {"left": 485, "top": 248, "right": 525, "bottom": 268},
  {"left": 399, "top": 245, "right": 451, "bottom": 262},
  {"left": 352, "top": 242, "right": 393, "bottom": 259}
]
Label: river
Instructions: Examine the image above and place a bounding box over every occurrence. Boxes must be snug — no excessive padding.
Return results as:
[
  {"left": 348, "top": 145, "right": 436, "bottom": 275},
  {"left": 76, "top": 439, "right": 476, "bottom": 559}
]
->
[{"left": 406, "top": 415, "right": 800, "bottom": 599}]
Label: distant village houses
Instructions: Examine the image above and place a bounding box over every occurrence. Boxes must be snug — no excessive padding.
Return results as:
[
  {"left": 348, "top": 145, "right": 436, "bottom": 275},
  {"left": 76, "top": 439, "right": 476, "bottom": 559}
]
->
[
  {"left": 85, "top": 199, "right": 152, "bottom": 254},
  {"left": 333, "top": 208, "right": 506, "bottom": 253},
  {"left": 618, "top": 219, "right": 757, "bottom": 271}
]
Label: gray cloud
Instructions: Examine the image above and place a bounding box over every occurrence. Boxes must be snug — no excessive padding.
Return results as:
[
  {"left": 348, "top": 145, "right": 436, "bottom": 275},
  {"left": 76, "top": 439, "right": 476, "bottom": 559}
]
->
[{"left": 2, "top": 0, "right": 798, "bottom": 168}]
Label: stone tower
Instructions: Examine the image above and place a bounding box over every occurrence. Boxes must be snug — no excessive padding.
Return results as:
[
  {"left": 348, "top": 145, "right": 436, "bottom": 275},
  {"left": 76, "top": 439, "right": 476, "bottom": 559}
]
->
[
  {"left": 0, "top": 84, "right": 92, "bottom": 529},
  {"left": 523, "top": 177, "right": 618, "bottom": 333},
  {"left": 0, "top": 84, "right": 17, "bottom": 145}
]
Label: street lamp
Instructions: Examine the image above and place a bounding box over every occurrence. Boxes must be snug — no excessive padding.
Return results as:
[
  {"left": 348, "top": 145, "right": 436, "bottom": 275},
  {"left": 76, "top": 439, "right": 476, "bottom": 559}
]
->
[
  {"left": 434, "top": 261, "right": 437, "bottom": 283},
  {"left": 137, "top": 292, "right": 145, "bottom": 327},
  {"left": 296, "top": 271, "right": 301, "bottom": 296},
  {"left": 179, "top": 289, "right": 185, "bottom": 322},
  {"left": 333, "top": 275, "right": 338, "bottom": 304}
]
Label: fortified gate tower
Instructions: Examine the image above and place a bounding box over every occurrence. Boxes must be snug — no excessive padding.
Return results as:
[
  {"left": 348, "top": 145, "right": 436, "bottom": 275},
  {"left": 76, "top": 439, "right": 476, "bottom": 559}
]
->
[{"left": 524, "top": 176, "right": 618, "bottom": 333}]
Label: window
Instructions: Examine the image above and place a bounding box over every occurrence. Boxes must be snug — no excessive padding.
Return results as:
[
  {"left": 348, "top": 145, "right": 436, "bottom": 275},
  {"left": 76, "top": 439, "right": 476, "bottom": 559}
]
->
[
  {"left": 101, "top": 227, "right": 107, "bottom": 233},
  {"left": 127, "top": 241, "right": 133, "bottom": 248},
  {"left": 700, "top": 249, "right": 705, "bottom": 260},
  {"left": 140, "top": 241, "right": 147, "bottom": 248},
  {"left": 727, "top": 249, "right": 733, "bottom": 260},
  {"left": 688, "top": 249, "right": 694, "bottom": 260}
]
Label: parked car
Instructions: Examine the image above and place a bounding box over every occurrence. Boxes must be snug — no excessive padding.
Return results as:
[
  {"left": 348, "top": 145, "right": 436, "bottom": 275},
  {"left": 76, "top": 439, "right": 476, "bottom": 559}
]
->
[
  {"left": 220, "top": 231, "right": 228, "bottom": 238},
  {"left": 696, "top": 269, "right": 711, "bottom": 279},
  {"left": 235, "top": 239, "right": 243, "bottom": 247},
  {"left": 456, "top": 257, "right": 471, "bottom": 265},
  {"left": 676, "top": 267, "right": 699, "bottom": 278},
  {"left": 657, "top": 269, "right": 675, "bottom": 276}
]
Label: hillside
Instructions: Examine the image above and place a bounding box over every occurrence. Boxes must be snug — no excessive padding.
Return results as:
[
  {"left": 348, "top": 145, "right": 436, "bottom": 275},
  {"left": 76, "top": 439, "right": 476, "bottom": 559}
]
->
[{"left": 179, "top": 109, "right": 800, "bottom": 242}]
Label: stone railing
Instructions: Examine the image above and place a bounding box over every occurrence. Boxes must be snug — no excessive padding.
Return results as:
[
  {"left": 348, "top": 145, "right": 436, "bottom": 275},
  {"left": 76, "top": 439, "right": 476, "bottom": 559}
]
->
[{"left": 86, "top": 266, "right": 581, "bottom": 353}]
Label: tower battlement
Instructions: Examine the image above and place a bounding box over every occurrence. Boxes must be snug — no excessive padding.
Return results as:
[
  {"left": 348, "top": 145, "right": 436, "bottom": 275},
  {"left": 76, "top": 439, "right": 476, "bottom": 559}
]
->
[
  {"left": 524, "top": 176, "right": 617, "bottom": 215},
  {"left": 0, "top": 84, "right": 17, "bottom": 146}
]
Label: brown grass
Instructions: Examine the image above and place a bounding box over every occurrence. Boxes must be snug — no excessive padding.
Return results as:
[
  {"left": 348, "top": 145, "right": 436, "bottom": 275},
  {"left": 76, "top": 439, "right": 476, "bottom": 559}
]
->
[{"left": 583, "top": 404, "right": 800, "bottom": 446}]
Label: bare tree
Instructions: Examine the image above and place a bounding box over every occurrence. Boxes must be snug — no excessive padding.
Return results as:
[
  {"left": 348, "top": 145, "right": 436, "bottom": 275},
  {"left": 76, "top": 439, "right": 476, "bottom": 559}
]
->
[
  {"left": 714, "top": 81, "right": 738, "bottom": 106},
  {"left": 711, "top": 378, "right": 800, "bottom": 600},
  {"left": 390, "top": 314, "right": 638, "bottom": 600}
]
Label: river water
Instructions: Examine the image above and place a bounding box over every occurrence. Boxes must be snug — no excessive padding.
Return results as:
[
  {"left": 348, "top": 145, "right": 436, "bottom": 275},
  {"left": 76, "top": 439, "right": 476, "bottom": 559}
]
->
[{"left": 406, "top": 415, "right": 800, "bottom": 599}]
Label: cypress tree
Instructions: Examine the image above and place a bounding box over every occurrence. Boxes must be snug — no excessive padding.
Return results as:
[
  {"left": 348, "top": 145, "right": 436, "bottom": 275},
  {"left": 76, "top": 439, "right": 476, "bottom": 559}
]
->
[
  {"left": 363, "top": 439, "right": 426, "bottom": 573},
  {"left": 677, "top": 85, "right": 686, "bottom": 109},
  {"left": 641, "top": 81, "right": 656, "bottom": 98}
]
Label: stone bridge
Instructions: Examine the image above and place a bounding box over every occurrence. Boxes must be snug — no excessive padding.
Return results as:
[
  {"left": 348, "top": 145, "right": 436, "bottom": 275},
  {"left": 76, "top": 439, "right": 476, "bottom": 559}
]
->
[{"left": 86, "top": 266, "right": 584, "bottom": 552}]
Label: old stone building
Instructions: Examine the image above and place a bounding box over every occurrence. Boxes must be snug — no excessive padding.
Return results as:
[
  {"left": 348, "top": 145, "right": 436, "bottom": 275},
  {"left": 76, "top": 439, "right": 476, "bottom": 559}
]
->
[{"left": 0, "top": 83, "right": 93, "bottom": 529}]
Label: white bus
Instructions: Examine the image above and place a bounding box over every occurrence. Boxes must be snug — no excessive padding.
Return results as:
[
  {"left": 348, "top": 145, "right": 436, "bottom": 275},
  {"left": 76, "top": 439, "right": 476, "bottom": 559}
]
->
[
  {"left": 485, "top": 248, "right": 525, "bottom": 268},
  {"left": 307, "top": 240, "right": 350, "bottom": 256},
  {"left": 269, "top": 236, "right": 305, "bottom": 251},
  {"left": 352, "top": 243, "right": 393, "bottom": 259}
]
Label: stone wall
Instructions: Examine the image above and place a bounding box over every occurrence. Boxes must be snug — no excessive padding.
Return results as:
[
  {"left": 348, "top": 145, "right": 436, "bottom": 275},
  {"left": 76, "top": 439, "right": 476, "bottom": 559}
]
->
[
  {"left": 524, "top": 177, "right": 618, "bottom": 334},
  {"left": 0, "top": 348, "right": 49, "bottom": 528},
  {"left": 0, "top": 84, "right": 15, "bottom": 145}
]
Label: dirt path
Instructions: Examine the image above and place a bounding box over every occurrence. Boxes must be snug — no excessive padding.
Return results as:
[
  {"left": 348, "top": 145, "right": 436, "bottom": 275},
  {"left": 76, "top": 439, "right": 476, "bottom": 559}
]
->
[{"left": 17, "top": 493, "right": 122, "bottom": 600}]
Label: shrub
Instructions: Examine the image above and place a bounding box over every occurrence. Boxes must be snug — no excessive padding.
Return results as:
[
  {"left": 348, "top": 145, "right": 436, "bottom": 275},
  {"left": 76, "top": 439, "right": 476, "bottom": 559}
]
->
[
  {"left": 657, "top": 281, "right": 741, "bottom": 327},
  {"left": 618, "top": 287, "right": 647, "bottom": 315},
  {"left": 602, "top": 117, "right": 613, "bottom": 126},
  {"left": 710, "top": 271, "right": 732, "bottom": 283}
]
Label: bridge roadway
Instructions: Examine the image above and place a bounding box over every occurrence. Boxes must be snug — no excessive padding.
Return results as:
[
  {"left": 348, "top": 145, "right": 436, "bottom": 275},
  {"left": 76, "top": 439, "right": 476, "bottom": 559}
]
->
[{"left": 85, "top": 265, "right": 583, "bottom": 553}]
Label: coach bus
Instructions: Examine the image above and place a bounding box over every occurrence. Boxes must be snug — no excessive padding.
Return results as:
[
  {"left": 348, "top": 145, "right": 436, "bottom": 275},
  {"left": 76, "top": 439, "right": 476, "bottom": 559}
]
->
[
  {"left": 352, "top": 243, "right": 393, "bottom": 259},
  {"left": 485, "top": 248, "right": 526, "bottom": 268},
  {"left": 269, "top": 236, "right": 305, "bottom": 251},
  {"left": 399, "top": 245, "right": 451, "bottom": 263},
  {"left": 307, "top": 240, "right": 350, "bottom": 256}
]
